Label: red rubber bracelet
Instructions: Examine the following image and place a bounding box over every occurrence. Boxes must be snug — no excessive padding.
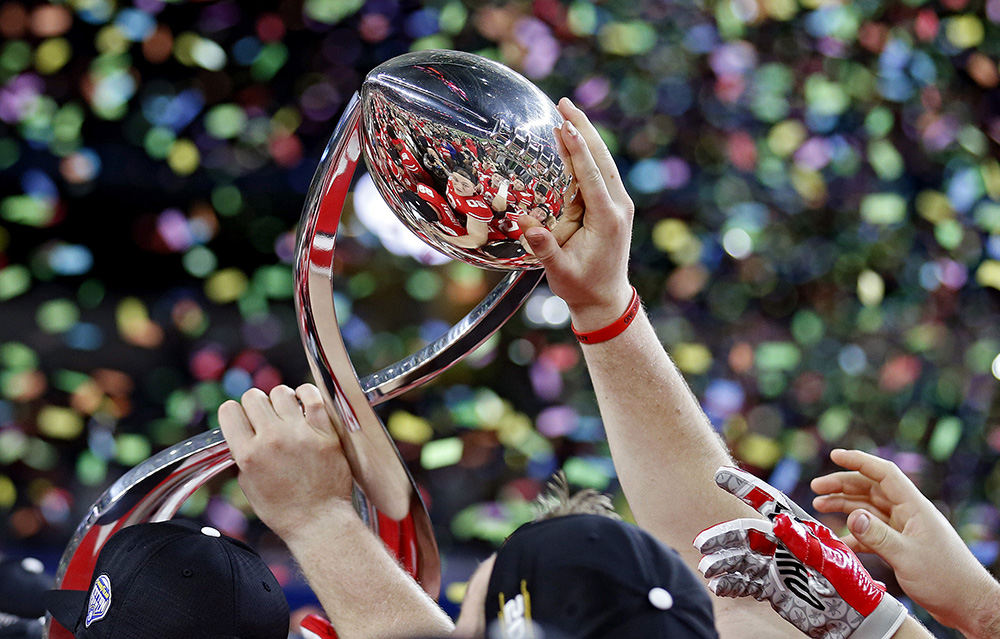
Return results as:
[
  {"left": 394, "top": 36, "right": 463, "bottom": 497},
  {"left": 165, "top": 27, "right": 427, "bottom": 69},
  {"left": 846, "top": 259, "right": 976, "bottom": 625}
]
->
[{"left": 572, "top": 287, "right": 640, "bottom": 344}]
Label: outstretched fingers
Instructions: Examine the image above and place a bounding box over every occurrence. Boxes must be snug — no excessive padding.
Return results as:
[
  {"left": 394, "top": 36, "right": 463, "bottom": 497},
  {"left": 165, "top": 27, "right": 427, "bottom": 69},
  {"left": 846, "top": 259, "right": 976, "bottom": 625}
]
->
[
  {"left": 828, "top": 449, "right": 923, "bottom": 503},
  {"left": 557, "top": 98, "right": 628, "bottom": 202},
  {"left": 555, "top": 116, "right": 617, "bottom": 222},
  {"left": 810, "top": 470, "right": 878, "bottom": 496}
]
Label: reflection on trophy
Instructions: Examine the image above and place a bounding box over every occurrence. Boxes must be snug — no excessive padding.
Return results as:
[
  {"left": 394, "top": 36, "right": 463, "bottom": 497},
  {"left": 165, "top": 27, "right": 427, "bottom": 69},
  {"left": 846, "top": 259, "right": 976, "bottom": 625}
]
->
[{"left": 46, "top": 50, "right": 571, "bottom": 638}]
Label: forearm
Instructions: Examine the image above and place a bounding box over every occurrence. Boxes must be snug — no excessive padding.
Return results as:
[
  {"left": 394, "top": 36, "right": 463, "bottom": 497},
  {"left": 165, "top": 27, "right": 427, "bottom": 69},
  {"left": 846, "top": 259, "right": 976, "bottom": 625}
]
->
[
  {"left": 892, "top": 616, "right": 936, "bottom": 639},
  {"left": 576, "top": 306, "right": 759, "bottom": 564},
  {"left": 283, "top": 501, "right": 454, "bottom": 639}
]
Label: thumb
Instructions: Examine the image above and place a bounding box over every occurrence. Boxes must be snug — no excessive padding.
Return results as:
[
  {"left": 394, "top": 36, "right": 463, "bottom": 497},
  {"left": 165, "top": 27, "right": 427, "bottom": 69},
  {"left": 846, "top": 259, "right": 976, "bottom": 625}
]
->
[
  {"left": 523, "top": 226, "right": 562, "bottom": 266},
  {"left": 847, "top": 509, "right": 903, "bottom": 562}
]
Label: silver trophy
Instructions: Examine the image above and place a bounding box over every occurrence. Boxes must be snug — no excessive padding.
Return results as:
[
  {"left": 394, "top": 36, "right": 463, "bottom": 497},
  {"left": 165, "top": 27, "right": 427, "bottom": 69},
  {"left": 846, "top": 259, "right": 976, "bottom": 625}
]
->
[{"left": 47, "top": 50, "right": 571, "bottom": 638}]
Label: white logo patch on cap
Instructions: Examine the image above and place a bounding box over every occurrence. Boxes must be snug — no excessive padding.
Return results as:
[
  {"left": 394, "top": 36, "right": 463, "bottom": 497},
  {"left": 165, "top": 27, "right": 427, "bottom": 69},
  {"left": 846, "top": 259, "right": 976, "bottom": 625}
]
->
[{"left": 86, "top": 574, "right": 112, "bottom": 627}]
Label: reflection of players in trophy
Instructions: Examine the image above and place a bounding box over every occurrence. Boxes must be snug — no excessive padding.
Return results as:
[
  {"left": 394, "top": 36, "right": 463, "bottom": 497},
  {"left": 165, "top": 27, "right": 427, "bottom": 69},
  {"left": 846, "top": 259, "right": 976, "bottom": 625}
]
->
[{"left": 362, "top": 92, "right": 580, "bottom": 264}]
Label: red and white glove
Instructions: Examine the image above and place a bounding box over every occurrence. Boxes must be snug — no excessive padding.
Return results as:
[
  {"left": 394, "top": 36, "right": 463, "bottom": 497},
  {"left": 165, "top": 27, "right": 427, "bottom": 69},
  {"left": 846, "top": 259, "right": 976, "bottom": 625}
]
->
[{"left": 694, "top": 467, "right": 907, "bottom": 639}]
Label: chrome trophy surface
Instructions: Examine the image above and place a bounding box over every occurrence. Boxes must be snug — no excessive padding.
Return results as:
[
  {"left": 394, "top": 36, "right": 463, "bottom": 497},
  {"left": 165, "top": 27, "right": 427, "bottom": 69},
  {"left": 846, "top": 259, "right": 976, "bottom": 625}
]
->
[
  {"left": 361, "top": 50, "right": 571, "bottom": 269},
  {"left": 48, "top": 50, "right": 563, "bottom": 638}
]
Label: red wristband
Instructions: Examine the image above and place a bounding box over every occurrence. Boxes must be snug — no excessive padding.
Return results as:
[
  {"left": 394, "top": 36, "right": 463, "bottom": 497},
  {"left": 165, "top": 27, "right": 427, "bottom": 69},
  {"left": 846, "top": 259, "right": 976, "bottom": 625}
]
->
[{"left": 572, "top": 287, "right": 640, "bottom": 344}]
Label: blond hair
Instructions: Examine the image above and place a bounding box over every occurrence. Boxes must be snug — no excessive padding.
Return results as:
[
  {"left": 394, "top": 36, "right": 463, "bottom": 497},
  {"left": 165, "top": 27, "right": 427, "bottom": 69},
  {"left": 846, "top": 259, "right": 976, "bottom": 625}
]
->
[{"left": 533, "top": 471, "right": 620, "bottom": 522}]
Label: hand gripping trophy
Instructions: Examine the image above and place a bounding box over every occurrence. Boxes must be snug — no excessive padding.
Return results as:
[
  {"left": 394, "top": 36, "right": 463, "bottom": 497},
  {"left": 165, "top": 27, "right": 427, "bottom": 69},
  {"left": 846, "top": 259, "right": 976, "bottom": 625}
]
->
[{"left": 46, "top": 50, "right": 573, "bottom": 637}]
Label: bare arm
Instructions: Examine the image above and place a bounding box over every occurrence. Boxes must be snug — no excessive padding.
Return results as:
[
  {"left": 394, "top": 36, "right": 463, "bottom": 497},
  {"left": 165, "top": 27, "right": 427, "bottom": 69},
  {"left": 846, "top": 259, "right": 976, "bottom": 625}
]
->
[
  {"left": 219, "top": 384, "right": 453, "bottom": 639},
  {"left": 520, "top": 99, "right": 798, "bottom": 638},
  {"left": 442, "top": 217, "right": 489, "bottom": 249},
  {"left": 894, "top": 617, "right": 937, "bottom": 639}
]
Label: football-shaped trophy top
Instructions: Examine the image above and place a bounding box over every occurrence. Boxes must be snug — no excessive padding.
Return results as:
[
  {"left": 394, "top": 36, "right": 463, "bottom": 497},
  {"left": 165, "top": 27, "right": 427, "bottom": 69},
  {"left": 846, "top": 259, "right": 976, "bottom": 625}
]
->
[{"left": 360, "top": 50, "right": 570, "bottom": 270}]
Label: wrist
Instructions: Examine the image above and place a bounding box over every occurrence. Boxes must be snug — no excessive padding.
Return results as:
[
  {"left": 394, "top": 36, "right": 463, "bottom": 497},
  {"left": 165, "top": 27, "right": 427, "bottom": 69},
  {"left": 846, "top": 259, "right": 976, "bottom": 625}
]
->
[
  {"left": 567, "top": 284, "right": 636, "bottom": 334},
  {"left": 959, "top": 573, "right": 1000, "bottom": 639},
  {"left": 275, "top": 497, "right": 359, "bottom": 548}
]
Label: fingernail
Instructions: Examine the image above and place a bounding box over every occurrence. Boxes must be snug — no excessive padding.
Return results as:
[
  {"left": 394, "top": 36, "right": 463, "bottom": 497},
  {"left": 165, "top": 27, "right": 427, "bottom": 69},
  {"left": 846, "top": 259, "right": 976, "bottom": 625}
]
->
[
  {"left": 852, "top": 512, "right": 870, "bottom": 535},
  {"left": 564, "top": 121, "right": 579, "bottom": 137}
]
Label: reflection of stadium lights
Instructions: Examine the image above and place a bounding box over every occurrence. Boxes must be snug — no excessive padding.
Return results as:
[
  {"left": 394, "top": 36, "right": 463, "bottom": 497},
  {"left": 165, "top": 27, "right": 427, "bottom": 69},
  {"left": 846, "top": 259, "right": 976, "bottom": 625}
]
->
[{"left": 352, "top": 173, "right": 450, "bottom": 265}]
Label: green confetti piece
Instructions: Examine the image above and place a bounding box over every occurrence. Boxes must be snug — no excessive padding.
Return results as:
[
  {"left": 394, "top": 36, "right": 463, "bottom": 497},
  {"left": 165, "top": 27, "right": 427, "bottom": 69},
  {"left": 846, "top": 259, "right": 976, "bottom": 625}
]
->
[
  {"left": 182, "top": 245, "right": 217, "bottom": 277},
  {"left": 758, "top": 371, "right": 788, "bottom": 397},
  {"left": 0, "top": 475, "right": 15, "bottom": 509},
  {"left": 0, "top": 139, "right": 19, "bottom": 171},
  {"left": 179, "top": 486, "right": 210, "bottom": 517},
  {"left": 251, "top": 42, "right": 288, "bottom": 81},
  {"left": 860, "top": 193, "right": 906, "bottom": 225},
  {"left": 0, "top": 342, "right": 38, "bottom": 371},
  {"left": 0, "top": 40, "right": 32, "bottom": 74},
  {"left": 23, "top": 438, "right": 58, "bottom": 470},
  {"left": 76, "top": 450, "right": 108, "bottom": 486},
  {"left": 348, "top": 272, "right": 377, "bottom": 298},
  {"left": 791, "top": 310, "right": 824, "bottom": 345},
  {"left": 818, "top": 406, "right": 851, "bottom": 442},
  {"left": 928, "top": 417, "right": 963, "bottom": 461},
  {"left": 898, "top": 409, "right": 928, "bottom": 445},
  {"left": 211, "top": 185, "right": 243, "bottom": 216},
  {"left": 406, "top": 269, "right": 442, "bottom": 302},
  {"left": 934, "top": 219, "right": 964, "bottom": 250},
  {"left": 255, "top": 264, "right": 294, "bottom": 299},
  {"left": 304, "top": 0, "right": 363, "bottom": 24},
  {"left": 563, "top": 457, "right": 612, "bottom": 490},
  {"left": 204, "top": 103, "right": 247, "bottom": 139},
  {"left": 52, "top": 369, "right": 90, "bottom": 393},
  {"left": 567, "top": 1, "right": 598, "bottom": 36},
  {"left": 804, "top": 75, "right": 849, "bottom": 116},
  {"left": 166, "top": 389, "right": 198, "bottom": 423},
  {"left": 868, "top": 140, "right": 904, "bottom": 181},
  {"left": 412, "top": 35, "right": 453, "bottom": 52},
  {"left": 194, "top": 381, "right": 226, "bottom": 411},
  {"left": 115, "top": 433, "right": 152, "bottom": 466},
  {"left": 0, "top": 265, "right": 31, "bottom": 301},
  {"left": 755, "top": 342, "right": 801, "bottom": 371},
  {"left": 864, "top": 107, "right": 894, "bottom": 137},
  {"left": 36, "top": 298, "right": 79, "bottom": 333},
  {"left": 973, "top": 203, "right": 1000, "bottom": 233},
  {"left": 143, "top": 126, "right": 176, "bottom": 159},
  {"left": 1, "top": 195, "right": 55, "bottom": 227},
  {"left": 439, "top": 1, "right": 467, "bottom": 34},
  {"left": 421, "top": 437, "right": 464, "bottom": 470},
  {"left": 0, "top": 430, "right": 27, "bottom": 464}
]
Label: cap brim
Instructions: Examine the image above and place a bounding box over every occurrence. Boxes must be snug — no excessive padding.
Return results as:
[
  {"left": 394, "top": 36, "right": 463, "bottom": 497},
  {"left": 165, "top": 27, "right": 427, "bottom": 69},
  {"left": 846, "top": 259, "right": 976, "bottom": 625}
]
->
[{"left": 44, "top": 589, "right": 87, "bottom": 633}]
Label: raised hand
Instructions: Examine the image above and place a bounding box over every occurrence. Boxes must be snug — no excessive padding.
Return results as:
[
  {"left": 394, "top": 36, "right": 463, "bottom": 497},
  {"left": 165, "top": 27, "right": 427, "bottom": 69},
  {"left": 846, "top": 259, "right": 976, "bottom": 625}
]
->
[
  {"left": 695, "top": 467, "right": 907, "bottom": 639},
  {"left": 218, "top": 383, "right": 354, "bottom": 542},
  {"left": 812, "top": 449, "right": 1000, "bottom": 638},
  {"left": 517, "top": 98, "right": 634, "bottom": 332}
]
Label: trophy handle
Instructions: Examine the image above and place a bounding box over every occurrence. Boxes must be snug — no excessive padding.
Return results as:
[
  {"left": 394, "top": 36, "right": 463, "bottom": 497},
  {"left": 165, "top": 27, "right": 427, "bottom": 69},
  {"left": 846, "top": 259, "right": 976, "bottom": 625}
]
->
[{"left": 48, "top": 93, "right": 542, "bottom": 637}]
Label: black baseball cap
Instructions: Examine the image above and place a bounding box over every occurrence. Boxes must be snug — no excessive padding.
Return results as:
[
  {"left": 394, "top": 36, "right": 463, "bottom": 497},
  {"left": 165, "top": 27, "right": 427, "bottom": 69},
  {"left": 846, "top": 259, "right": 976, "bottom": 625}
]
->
[
  {"left": 44, "top": 521, "right": 289, "bottom": 639},
  {"left": 485, "top": 514, "right": 718, "bottom": 639}
]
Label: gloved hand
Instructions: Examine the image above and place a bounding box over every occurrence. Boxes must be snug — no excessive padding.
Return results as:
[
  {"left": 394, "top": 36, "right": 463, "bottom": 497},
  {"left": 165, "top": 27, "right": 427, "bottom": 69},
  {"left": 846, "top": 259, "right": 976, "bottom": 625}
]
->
[{"left": 694, "top": 467, "right": 907, "bottom": 639}]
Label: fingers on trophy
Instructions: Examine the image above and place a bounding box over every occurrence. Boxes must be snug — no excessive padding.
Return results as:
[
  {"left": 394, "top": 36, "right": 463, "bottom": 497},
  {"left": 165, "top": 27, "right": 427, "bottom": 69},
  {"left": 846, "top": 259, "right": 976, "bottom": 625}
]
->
[{"left": 48, "top": 50, "right": 574, "bottom": 637}]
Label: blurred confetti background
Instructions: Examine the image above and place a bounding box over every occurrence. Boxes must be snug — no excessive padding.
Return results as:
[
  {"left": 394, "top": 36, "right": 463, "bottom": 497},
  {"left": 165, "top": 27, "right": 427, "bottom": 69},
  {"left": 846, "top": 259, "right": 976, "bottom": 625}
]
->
[{"left": 1, "top": 0, "right": 999, "bottom": 634}]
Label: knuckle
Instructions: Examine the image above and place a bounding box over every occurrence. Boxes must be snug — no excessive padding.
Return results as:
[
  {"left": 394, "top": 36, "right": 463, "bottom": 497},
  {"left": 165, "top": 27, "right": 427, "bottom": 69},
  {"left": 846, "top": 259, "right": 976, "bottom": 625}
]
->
[
  {"left": 241, "top": 388, "right": 265, "bottom": 404},
  {"left": 269, "top": 384, "right": 293, "bottom": 399}
]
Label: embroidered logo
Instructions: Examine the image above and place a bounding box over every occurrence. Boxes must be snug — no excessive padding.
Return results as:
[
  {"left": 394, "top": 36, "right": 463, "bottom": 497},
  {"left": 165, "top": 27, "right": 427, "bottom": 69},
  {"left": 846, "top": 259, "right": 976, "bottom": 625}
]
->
[
  {"left": 496, "top": 580, "right": 533, "bottom": 639},
  {"left": 86, "top": 574, "right": 112, "bottom": 627}
]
